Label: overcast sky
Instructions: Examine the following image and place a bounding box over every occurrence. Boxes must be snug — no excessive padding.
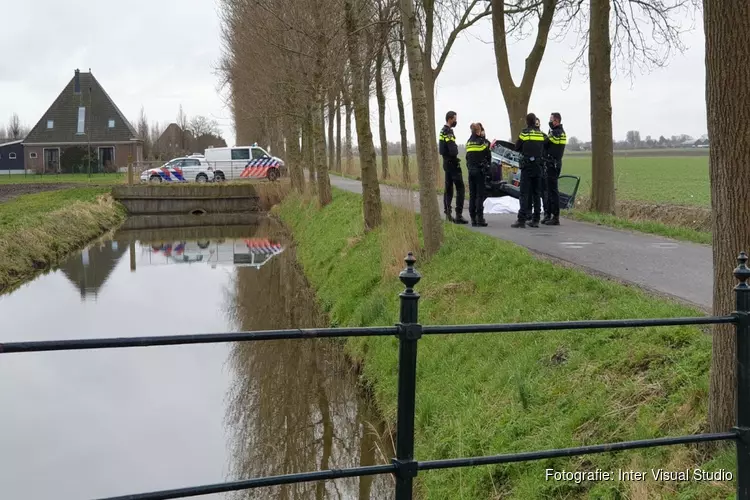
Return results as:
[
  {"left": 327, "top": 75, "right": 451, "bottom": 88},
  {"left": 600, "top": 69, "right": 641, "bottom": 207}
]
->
[{"left": 0, "top": 1, "right": 706, "bottom": 147}]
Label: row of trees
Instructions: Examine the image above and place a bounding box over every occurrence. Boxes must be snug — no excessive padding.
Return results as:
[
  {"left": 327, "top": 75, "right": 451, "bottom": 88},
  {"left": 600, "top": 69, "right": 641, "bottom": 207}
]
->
[{"left": 218, "top": 0, "right": 747, "bottom": 433}]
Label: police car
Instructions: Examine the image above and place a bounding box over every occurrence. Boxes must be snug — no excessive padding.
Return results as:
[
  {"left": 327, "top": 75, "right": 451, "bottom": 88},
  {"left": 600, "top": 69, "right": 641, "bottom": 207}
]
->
[{"left": 140, "top": 155, "right": 215, "bottom": 183}]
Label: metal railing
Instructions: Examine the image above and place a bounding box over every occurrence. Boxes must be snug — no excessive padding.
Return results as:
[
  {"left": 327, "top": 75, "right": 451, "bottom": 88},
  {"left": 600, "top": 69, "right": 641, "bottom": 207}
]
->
[{"left": 2, "top": 251, "right": 750, "bottom": 500}]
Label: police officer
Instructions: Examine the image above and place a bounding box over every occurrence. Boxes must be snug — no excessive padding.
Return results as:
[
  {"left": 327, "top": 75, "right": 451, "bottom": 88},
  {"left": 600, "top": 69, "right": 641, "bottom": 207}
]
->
[
  {"left": 542, "top": 112, "right": 567, "bottom": 225},
  {"left": 465, "top": 122, "right": 491, "bottom": 227},
  {"left": 439, "top": 111, "right": 468, "bottom": 224},
  {"left": 512, "top": 113, "right": 547, "bottom": 228}
]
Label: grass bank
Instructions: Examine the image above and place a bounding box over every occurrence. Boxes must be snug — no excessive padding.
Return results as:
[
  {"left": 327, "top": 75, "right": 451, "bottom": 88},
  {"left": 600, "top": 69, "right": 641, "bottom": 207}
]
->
[
  {"left": 276, "top": 188, "right": 732, "bottom": 499},
  {"left": 0, "top": 187, "right": 126, "bottom": 293}
]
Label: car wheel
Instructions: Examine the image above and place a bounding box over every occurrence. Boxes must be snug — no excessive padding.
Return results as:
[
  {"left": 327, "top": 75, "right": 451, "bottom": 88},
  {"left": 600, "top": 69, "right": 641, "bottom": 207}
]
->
[
  {"left": 214, "top": 171, "right": 225, "bottom": 182},
  {"left": 196, "top": 174, "right": 208, "bottom": 183},
  {"left": 150, "top": 175, "right": 162, "bottom": 183},
  {"left": 267, "top": 168, "right": 280, "bottom": 182}
]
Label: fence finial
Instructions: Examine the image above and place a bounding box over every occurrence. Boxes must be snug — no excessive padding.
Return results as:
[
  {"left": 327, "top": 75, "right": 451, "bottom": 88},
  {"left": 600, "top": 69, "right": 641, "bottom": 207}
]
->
[
  {"left": 399, "top": 252, "right": 421, "bottom": 293},
  {"left": 735, "top": 252, "right": 750, "bottom": 288}
]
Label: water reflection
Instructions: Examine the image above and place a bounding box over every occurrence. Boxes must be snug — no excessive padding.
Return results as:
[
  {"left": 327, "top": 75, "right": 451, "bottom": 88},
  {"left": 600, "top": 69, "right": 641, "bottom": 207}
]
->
[
  {"left": 225, "top": 221, "right": 393, "bottom": 499},
  {"left": 1, "top": 217, "right": 393, "bottom": 500}
]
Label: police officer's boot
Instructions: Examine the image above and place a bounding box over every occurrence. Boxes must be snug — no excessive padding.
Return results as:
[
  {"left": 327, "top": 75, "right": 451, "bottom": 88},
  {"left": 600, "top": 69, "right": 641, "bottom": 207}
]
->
[
  {"left": 511, "top": 218, "right": 525, "bottom": 229},
  {"left": 476, "top": 217, "right": 488, "bottom": 227},
  {"left": 454, "top": 209, "right": 468, "bottom": 224},
  {"left": 546, "top": 216, "right": 560, "bottom": 226},
  {"left": 444, "top": 208, "right": 453, "bottom": 222},
  {"left": 542, "top": 213, "right": 552, "bottom": 224}
]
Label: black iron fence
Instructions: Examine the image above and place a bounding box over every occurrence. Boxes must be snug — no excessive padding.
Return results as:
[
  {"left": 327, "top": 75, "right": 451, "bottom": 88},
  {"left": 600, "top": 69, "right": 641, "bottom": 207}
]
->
[{"left": 2, "top": 252, "right": 750, "bottom": 500}]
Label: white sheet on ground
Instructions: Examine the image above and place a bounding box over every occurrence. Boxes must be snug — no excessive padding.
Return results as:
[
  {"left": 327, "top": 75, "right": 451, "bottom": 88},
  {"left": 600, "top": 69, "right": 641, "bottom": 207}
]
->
[{"left": 483, "top": 197, "right": 519, "bottom": 214}]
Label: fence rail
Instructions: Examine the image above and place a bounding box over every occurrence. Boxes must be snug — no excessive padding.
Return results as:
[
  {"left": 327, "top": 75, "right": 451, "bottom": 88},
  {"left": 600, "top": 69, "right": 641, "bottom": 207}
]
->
[{"left": 3, "top": 251, "right": 750, "bottom": 500}]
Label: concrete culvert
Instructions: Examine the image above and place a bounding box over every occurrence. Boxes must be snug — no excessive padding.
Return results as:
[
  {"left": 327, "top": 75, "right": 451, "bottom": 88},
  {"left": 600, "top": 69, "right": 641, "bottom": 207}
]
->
[{"left": 190, "top": 208, "right": 207, "bottom": 216}]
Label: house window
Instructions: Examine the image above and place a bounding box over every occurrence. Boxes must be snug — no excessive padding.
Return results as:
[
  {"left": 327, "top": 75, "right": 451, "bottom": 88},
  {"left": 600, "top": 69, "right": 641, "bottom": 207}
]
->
[
  {"left": 30, "top": 152, "right": 38, "bottom": 159},
  {"left": 47, "top": 120, "right": 54, "bottom": 129},
  {"left": 108, "top": 119, "right": 115, "bottom": 128},
  {"left": 9, "top": 153, "right": 16, "bottom": 160},
  {"left": 77, "top": 107, "right": 86, "bottom": 135}
]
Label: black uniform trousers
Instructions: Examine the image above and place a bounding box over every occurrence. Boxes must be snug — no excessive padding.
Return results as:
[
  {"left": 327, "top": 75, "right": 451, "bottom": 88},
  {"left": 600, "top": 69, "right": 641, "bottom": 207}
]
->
[
  {"left": 443, "top": 164, "right": 465, "bottom": 214},
  {"left": 542, "top": 160, "right": 562, "bottom": 218},
  {"left": 467, "top": 168, "right": 486, "bottom": 222},
  {"left": 518, "top": 164, "right": 542, "bottom": 223}
]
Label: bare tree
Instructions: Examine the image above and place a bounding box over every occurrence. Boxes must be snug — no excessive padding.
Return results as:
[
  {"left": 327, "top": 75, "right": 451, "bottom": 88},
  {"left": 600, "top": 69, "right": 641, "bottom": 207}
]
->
[
  {"left": 385, "top": 23, "right": 410, "bottom": 184},
  {"left": 374, "top": 0, "right": 394, "bottom": 180},
  {"left": 176, "top": 104, "right": 190, "bottom": 151},
  {"left": 491, "top": 0, "right": 558, "bottom": 139},
  {"left": 327, "top": 90, "right": 336, "bottom": 175},
  {"left": 416, "top": 0, "right": 492, "bottom": 173},
  {"left": 400, "top": 0, "right": 443, "bottom": 254},
  {"left": 342, "top": 74, "right": 354, "bottom": 173},
  {"left": 704, "top": 0, "right": 750, "bottom": 434},
  {"left": 188, "top": 115, "right": 221, "bottom": 137},
  {"left": 136, "top": 106, "right": 151, "bottom": 158},
  {"left": 345, "top": 0, "right": 382, "bottom": 229},
  {"left": 565, "top": 0, "right": 696, "bottom": 214},
  {"left": 6, "top": 113, "right": 26, "bottom": 140}
]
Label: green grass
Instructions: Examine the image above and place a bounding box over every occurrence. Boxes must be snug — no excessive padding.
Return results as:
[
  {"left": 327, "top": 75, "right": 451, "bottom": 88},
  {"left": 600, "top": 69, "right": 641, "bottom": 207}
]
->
[
  {"left": 567, "top": 210, "right": 712, "bottom": 245},
  {"left": 0, "top": 188, "right": 125, "bottom": 292},
  {"left": 276, "top": 188, "right": 733, "bottom": 499},
  {"left": 0, "top": 172, "right": 126, "bottom": 185}
]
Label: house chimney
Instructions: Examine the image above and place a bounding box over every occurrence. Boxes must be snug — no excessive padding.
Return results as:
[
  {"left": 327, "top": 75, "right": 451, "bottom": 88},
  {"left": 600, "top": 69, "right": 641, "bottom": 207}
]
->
[{"left": 74, "top": 69, "right": 81, "bottom": 94}]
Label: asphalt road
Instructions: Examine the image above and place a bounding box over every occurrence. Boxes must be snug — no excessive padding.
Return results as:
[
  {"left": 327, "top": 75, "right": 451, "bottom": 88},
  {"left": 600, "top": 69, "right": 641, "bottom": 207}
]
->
[{"left": 328, "top": 174, "right": 713, "bottom": 310}]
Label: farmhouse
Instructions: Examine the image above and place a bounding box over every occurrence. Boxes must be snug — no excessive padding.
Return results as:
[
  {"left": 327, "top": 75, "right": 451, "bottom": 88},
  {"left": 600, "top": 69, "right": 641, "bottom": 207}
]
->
[{"left": 23, "top": 69, "right": 142, "bottom": 174}]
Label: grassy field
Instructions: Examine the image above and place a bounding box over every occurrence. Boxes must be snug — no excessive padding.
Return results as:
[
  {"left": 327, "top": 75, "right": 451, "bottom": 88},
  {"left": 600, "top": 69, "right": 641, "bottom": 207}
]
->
[
  {"left": 0, "top": 187, "right": 125, "bottom": 292},
  {"left": 0, "top": 172, "right": 127, "bottom": 185},
  {"left": 276, "top": 188, "right": 733, "bottom": 499}
]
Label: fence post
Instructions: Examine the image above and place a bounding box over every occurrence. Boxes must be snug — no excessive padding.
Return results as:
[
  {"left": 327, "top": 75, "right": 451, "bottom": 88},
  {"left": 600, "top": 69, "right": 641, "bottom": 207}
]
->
[
  {"left": 394, "top": 252, "right": 421, "bottom": 500},
  {"left": 735, "top": 251, "right": 750, "bottom": 499}
]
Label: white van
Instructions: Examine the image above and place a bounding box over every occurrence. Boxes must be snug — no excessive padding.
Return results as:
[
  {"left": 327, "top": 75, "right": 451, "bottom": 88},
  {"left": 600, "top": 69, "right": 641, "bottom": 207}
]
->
[{"left": 203, "top": 146, "right": 285, "bottom": 182}]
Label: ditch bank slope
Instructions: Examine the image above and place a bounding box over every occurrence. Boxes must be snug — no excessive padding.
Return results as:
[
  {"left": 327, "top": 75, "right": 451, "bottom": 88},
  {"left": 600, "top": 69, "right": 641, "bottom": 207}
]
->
[
  {"left": 275, "top": 188, "right": 734, "bottom": 499},
  {"left": 0, "top": 188, "right": 126, "bottom": 293}
]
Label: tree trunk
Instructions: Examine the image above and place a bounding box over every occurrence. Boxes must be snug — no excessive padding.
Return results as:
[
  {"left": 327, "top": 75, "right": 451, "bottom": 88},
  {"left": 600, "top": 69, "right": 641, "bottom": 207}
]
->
[
  {"left": 343, "top": 86, "right": 354, "bottom": 174},
  {"left": 588, "top": 0, "right": 616, "bottom": 214},
  {"left": 705, "top": 0, "right": 750, "bottom": 433},
  {"left": 335, "top": 92, "right": 342, "bottom": 172},
  {"left": 304, "top": 106, "right": 317, "bottom": 192},
  {"left": 327, "top": 90, "right": 335, "bottom": 175},
  {"left": 375, "top": 46, "right": 389, "bottom": 180},
  {"left": 314, "top": 94, "right": 333, "bottom": 206},
  {"left": 491, "top": 0, "right": 556, "bottom": 140},
  {"left": 386, "top": 30, "right": 410, "bottom": 184},
  {"left": 269, "top": 117, "right": 283, "bottom": 159},
  {"left": 345, "top": 0, "right": 382, "bottom": 230},
  {"left": 401, "top": 0, "right": 443, "bottom": 256},
  {"left": 285, "top": 118, "right": 305, "bottom": 192},
  {"left": 423, "top": 63, "right": 440, "bottom": 178}
]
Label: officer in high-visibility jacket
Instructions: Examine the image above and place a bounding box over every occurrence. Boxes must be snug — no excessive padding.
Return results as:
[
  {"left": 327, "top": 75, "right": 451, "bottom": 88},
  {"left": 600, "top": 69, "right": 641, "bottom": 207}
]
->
[
  {"left": 439, "top": 111, "right": 468, "bottom": 224},
  {"left": 542, "top": 112, "right": 567, "bottom": 225},
  {"left": 512, "top": 113, "right": 547, "bottom": 228},
  {"left": 465, "top": 122, "right": 491, "bottom": 227}
]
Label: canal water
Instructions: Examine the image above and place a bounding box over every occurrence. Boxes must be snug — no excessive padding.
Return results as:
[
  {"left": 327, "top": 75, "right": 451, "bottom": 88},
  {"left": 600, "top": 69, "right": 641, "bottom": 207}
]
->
[{"left": 0, "top": 216, "right": 393, "bottom": 500}]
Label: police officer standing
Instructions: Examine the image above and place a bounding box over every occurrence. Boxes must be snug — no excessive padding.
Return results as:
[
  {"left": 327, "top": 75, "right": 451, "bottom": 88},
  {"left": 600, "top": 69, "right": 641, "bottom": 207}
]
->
[
  {"left": 465, "top": 122, "right": 491, "bottom": 227},
  {"left": 439, "top": 111, "right": 468, "bottom": 224},
  {"left": 512, "top": 113, "right": 547, "bottom": 228},
  {"left": 542, "top": 112, "right": 567, "bottom": 225}
]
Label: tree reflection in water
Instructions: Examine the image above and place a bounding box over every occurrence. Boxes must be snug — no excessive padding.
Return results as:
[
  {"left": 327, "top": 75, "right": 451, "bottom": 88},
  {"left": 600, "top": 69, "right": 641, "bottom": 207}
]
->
[{"left": 225, "top": 218, "right": 393, "bottom": 500}]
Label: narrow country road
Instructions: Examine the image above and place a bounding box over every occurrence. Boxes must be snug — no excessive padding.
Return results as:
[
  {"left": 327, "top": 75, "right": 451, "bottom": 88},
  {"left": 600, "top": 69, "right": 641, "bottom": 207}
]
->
[{"left": 327, "top": 174, "right": 714, "bottom": 311}]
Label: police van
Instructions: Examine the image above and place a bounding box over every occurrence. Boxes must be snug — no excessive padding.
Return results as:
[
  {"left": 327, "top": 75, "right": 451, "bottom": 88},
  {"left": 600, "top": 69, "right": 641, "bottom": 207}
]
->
[{"left": 203, "top": 145, "right": 285, "bottom": 182}]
